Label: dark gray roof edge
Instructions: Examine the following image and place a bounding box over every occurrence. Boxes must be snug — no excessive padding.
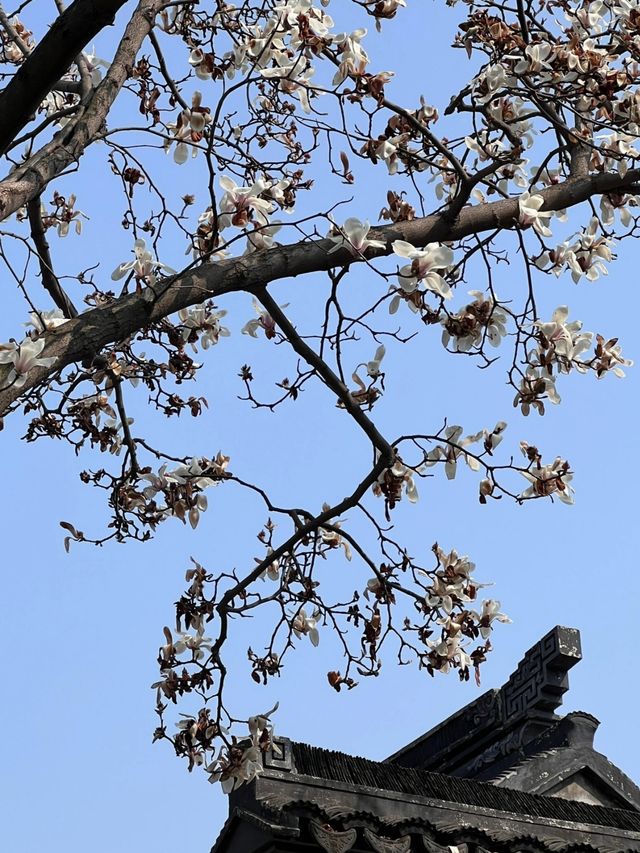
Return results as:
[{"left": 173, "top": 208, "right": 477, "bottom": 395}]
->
[
  {"left": 492, "top": 745, "right": 640, "bottom": 811},
  {"left": 384, "top": 688, "right": 500, "bottom": 764},
  {"left": 288, "top": 740, "right": 640, "bottom": 832},
  {"left": 256, "top": 798, "right": 640, "bottom": 853}
]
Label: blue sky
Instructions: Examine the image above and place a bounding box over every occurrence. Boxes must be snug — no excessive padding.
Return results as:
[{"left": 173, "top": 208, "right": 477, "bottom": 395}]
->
[{"left": 1, "top": 3, "right": 639, "bottom": 852}]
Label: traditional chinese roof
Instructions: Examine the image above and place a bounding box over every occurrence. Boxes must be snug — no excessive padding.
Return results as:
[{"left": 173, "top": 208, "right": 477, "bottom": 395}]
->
[
  {"left": 387, "top": 626, "right": 640, "bottom": 811},
  {"left": 211, "top": 627, "right": 640, "bottom": 853},
  {"left": 212, "top": 735, "right": 640, "bottom": 853}
]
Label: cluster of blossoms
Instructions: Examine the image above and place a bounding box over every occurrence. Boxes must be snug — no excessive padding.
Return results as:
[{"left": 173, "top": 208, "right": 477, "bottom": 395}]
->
[
  {"left": 373, "top": 453, "right": 420, "bottom": 511},
  {"left": 190, "top": 175, "right": 298, "bottom": 263},
  {"left": 169, "top": 0, "right": 395, "bottom": 165},
  {"left": 399, "top": 545, "right": 511, "bottom": 680},
  {"left": 425, "top": 546, "right": 487, "bottom": 615},
  {"left": 0, "top": 301, "right": 69, "bottom": 389},
  {"left": 519, "top": 442, "right": 574, "bottom": 504},
  {"left": 390, "top": 240, "right": 455, "bottom": 306},
  {"left": 535, "top": 217, "right": 616, "bottom": 283},
  {"left": 18, "top": 191, "right": 89, "bottom": 237},
  {"left": 207, "top": 704, "right": 279, "bottom": 792},
  {"left": 140, "top": 453, "right": 231, "bottom": 529},
  {"left": 426, "top": 598, "right": 510, "bottom": 678},
  {"left": 424, "top": 422, "right": 507, "bottom": 481},
  {"left": 178, "top": 304, "right": 230, "bottom": 351},
  {"left": 0, "top": 337, "right": 57, "bottom": 389},
  {"left": 441, "top": 291, "right": 508, "bottom": 352},
  {"left": 515, "top": 306, "right": 632, "bottom": 415}
]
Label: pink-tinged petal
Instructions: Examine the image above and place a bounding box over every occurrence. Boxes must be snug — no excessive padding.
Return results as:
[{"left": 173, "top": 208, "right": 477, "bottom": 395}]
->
[
  {"left": 111, "top": 262, "right": 132, "bottom": 281},
  {"left": 427, "top": 244, "right": 454, "bottom": 268},
  {"left": 219, "top": 175, "right": 237, "bottom": 192},
  {"left": 391, "top": 239, "right": 417, "bottom": 259},
  {"left": 552, "top": 305, "right": 569, "bottom": 324},
  {"left": 174, "top": 141, "right": 189, "bottom": 164}
]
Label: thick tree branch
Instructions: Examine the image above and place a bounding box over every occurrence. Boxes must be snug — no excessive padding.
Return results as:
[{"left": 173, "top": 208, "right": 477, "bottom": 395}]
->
[
  {"left": 1, "top": 167, "right": 639, "bottom": 416},
  {"left": 0, "top": 0, "right": 163, "bottom": 215},
  {"left": 26, "top": 197, "right": 78, "bottom": 318},
  {"left": 0, "top": 0, "right": 130, "bottom": 156}
]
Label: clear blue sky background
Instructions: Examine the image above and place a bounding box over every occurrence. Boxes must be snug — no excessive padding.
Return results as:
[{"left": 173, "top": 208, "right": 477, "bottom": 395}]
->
[{"left": 1, "top": 3, "right": 639, "bottom": 852}]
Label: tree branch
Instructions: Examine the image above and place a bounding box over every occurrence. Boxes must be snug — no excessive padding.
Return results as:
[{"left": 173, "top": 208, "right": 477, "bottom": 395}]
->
[
  {"left": 0, "top": 0, "right": 163, "bottom": 214},
  {"left": 2, "top": 166, "right": 639, "bottom": 416},
  {"left": 26, "top": 196, "right": 78, "bottom": 318},
  {"left": 0, "top": 0, "right": 130, "bottom": 156}
]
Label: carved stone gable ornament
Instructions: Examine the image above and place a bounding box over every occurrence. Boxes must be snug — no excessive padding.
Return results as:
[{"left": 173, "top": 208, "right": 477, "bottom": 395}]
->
[
  {"left": 362, "top": 827, "right": 411, "bottom": 853},
  {"left": 501, "top": 626, "right": 582, "bottom": 720},
  {"left": 309, "top": 819, "right": 357, "bottom": 853}
]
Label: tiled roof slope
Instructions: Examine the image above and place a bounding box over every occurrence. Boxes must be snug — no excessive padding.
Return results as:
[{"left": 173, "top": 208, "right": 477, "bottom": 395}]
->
[{"left": 291, "top": 740, "right": 640, "bottom": 832}]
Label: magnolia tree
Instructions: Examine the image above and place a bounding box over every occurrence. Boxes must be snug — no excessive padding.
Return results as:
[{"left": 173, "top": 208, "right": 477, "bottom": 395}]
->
[{"left": 0, "top": 0, "right": 635, "bottom": 793}]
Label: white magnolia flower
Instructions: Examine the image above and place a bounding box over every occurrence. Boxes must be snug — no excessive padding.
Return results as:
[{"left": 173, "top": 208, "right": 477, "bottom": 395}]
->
[
  {"left": 332, "top": 28, "right": 369, "bottom": 86},
  {"left": 244, "top": 224, "right": 281, "bottom": 254},
  {"left": 441, "top": 291, "right": 508, "bottom": 352},
  {"left": 373, "top": 455, "right": 420, "bottom": 504},
  {"left": 292, "top": 608, "right": 320, "bottom": 646},
  {"left": 365, "top": 344, "right": 386, "bottom": 378},
  {"left": 515, "top": 366, "right": 561, "bottom": 415},
  {"left": 520, "top": 453, "right": 574, "bottom": 504},
  {"left": 161, "top": 627, "right": 212, "bottom": 661},
  {"left": 260, "top": 548, "right": 281, "bottom": 581},
  {"left": 248, "top": 702, "right": 279, "bottom": 744},
  {"left": 178, "top": 305, "right": 230, "bottom": 350},
  {"left": 241, "top": 297, "right": 287, "bottom": 339},
  {"left": 475, "top": 599, "right": 511, "bottom": 638},
  {"left": 111, "top": 238, "right": 176, "bottom": 284},
  {"left": 594, "top": 334, "right": 633, "bottom": 379},
  {"left": 518, "top": 191, "right": 552, "bottom": 237},
  {"left": 165, "top": 91, "right": 212, "bottom": 165},
  {"left": 218, "top": 175, "right": 274, "bottom": 230},
  {"left": 0, "top": 338, "right": 56, "bottom": 387},
  {"left": 188, "top": 47, "right": 213, "bottom": 80},
  {"left": 428, "top": 633, "right": 472, "bottom": 674},
  {"left": 464, "top": 132, "right": 505, "bottom": 163},
  {"left": 392, "top": 240, "right": 454, "bottom": 299},
  {"left": 423, "top": 424, "right": 486, "bottom": 480},
  {"left": 535, "top": 306, "right": 592, "bottom": 364},
  {"left": 25, "top": 309, "right": 69, "bottom": 334},
  {"left": 213, "top": 744, "right": 263, "bottom": 794},
  {"left": 535, "top": 242, "right": 583, "bottom": 281},
  {"left": 82, "top": 46, "right": 110, "bottom": 85},
  {"left": 328, "top": 217, "right": 385, "bottom": 256},
  {"left": 570, "top": 217, "right": 616, "bottom": 282},
  {"left": 424, "top": 546, "right": 483, "bottom": 613},
  {"left": 514, "top": 42, "right": 553, "bottom": 75},
  {"left": 319, "top": 502, "right": 352, "bottom": 560},
  {"left": 473, "top": 62, "right": 515, "bottom": 103}
]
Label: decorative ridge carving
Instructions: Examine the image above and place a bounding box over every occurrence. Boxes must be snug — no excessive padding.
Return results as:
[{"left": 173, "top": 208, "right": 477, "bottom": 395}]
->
[
  {"left": 387, "top": 626, "right": 582, "bottom": 774},
  {"left": 309, "top": 819, "right": 357, "bottom": 853},
  {"left": 362, "top": 828, "right": 411, "bottom": 852},
  {"left": 500, "top": 626, "right": 582, "bottom": 721}
]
